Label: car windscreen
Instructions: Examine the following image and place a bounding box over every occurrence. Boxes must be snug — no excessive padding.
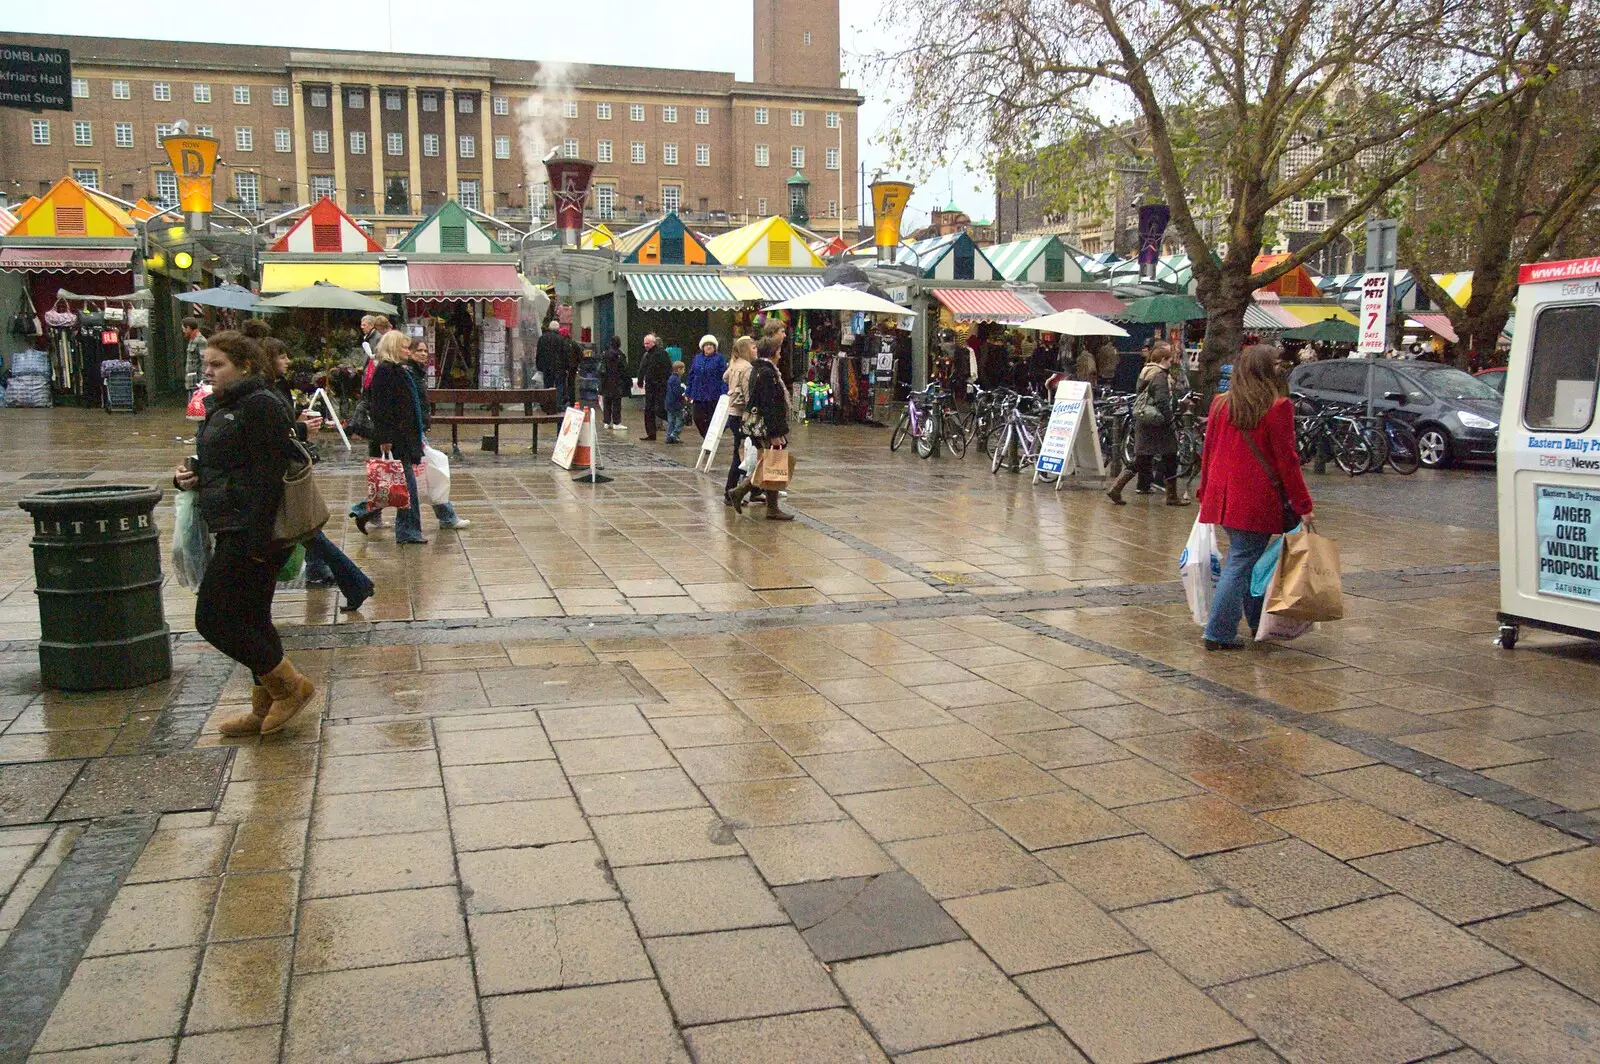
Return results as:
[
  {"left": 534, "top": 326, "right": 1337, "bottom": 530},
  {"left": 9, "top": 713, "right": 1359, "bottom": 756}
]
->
[{"left": 1407, "top": 366, "right": 1502, "bottom": 401}]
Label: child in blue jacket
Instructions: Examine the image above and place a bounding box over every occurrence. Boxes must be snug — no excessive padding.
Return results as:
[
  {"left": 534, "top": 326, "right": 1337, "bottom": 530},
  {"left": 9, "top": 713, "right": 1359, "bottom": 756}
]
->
[{"left": 665, "top": 361, "right": 687, "bottom": 443}]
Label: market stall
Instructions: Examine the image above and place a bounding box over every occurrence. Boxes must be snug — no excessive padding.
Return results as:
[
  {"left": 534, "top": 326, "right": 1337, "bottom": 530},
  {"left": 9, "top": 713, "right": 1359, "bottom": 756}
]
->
[
  {"left": 985, "top": 235, "right": 1083, "bottom": 284},
  {"left": 395, "top": 203, "right": 522, "bottom": 387}
]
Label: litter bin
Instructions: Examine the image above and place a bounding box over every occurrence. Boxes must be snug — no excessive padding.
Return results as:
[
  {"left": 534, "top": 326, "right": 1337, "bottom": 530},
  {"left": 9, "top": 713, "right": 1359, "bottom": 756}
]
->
[{"left": 18, "top": 484, "right": 172, "bottom": 691}]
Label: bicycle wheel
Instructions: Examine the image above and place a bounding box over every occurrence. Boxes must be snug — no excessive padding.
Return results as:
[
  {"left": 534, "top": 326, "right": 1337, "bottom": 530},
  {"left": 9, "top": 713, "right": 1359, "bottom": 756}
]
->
[
  {"left": 990, "top": 424, "right": 1010, "bottom": 474},
  {"left": 1332, "top": 423, "right": 1373, "bottom": 476},
  {"left": 890, "top": 408, "right": 910, "bottom": 452},
  {"left": 944, "top": 411, "right": 969, "bottom": 457},
  {"left": 915, "top": 407, "right": 938, "bottom": 459},
  {"left": 1385, "top": 420, "right": 1420, "bottom": 474},
  {"left": 1121, "top": 423, "right": 1137, "bottom": 468},
  {"left": 1362, "top": 423, "right": 1390, "bottom": 471}
]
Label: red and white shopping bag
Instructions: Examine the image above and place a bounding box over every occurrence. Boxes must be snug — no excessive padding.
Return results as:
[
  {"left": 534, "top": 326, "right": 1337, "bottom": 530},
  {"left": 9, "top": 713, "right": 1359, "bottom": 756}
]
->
[
  {"left": 365, "top": 457, "right": 410, "bottom": 508},
  {"left": 185, "top": 383, "right": 212, "bottom": 422}
]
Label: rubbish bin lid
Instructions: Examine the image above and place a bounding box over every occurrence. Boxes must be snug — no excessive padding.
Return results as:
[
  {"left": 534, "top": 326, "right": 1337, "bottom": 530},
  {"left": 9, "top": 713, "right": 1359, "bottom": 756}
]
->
[{"left": 19, "top": 484, "right": 165, "bottom": 515}]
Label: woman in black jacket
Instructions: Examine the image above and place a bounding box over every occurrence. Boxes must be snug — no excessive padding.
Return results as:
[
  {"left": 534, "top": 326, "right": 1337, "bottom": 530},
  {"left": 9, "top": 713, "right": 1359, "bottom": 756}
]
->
[
  {"left": 172, "top": 330, "right": 316, "bottom": 737},
  {"left": 727, "top": 336, "right": 793, "bottom": 520},
  {"left": 600, "top": 335, "right": 628, "bottom": 429},
  {"left": 404, "top": 338, "right": 470, "bottom": 532},
  {"left": 349, "top": 331, "right": 428, "bottom": 543}
]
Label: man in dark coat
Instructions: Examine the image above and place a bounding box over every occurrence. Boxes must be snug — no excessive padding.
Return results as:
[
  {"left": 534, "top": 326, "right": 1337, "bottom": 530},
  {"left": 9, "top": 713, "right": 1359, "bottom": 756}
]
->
[
  {"left": 536, "top": 324, "right": 570, "bottom": 407},
  {"left": 635, "top": 332, "right": 672, "bottom": 440}
]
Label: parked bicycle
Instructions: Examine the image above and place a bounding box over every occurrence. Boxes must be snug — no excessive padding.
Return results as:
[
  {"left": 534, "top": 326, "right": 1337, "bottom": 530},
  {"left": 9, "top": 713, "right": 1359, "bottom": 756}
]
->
[
  {"left": 890, "top": 384, "right": 964, "bottom": 458},
  {"left": 988, "top": 393, "right": 1052, "bottom": 476}
]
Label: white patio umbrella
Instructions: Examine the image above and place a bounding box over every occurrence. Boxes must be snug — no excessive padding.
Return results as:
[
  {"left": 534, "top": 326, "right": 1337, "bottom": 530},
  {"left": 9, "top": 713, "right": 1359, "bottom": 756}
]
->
[
  {"left": 762, "top": 284, "right": 910, "bottom": 316},
  {"left": 1014, "top": 308, "right": 1128, "bottom": 337}
]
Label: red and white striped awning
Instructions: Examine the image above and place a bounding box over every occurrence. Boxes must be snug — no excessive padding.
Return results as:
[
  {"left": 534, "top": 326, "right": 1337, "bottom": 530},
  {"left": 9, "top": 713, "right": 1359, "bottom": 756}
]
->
[
  {"left": 1407, "top": 313, "right": 1459, "bottom": 343},
  {"left": 930, "top": 288, "right": 1036, "bottom": 323}
]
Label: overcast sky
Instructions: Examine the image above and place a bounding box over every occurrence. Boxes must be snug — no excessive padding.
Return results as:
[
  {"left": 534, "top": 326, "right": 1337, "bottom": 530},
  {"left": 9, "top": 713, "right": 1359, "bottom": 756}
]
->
[{"left": 3, "top": 0, "right": 996, "bottom": 226}]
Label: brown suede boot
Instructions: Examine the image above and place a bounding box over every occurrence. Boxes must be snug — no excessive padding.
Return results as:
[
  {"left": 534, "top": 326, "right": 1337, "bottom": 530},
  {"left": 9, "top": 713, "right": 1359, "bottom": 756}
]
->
[
  {"left": 1105, "top": 470, "right": 1135, "bottom": 505},
  {"left": 728, "top": 479, "right": 754, "bottom": 514},
  {"left": 1165, "top": 477, "right": 1191, "bottom": 506},
  {"left": 260, "top": 659, "right": 316, "bottom": 735},
  {"left": 765, "top": 489, "right": 794, "bottom": 521},
  {"left": 217, "top": 685, "right": 272, "bottom": 737}
]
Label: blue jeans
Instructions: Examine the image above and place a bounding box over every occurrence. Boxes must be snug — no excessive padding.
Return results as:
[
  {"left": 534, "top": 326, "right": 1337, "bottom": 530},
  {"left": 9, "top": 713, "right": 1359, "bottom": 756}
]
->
[
  {"left": 666, "top": 408, "right": 685, "bottom": 441},
  {"left": 303, "top": 530, "right": 373, "bottom": 604},
  {"left": 394, "top": 462, "right": 425, "bottom": 542},
  {"left": 1204, "top": 527, "right": 1273, "bottom": 644}
]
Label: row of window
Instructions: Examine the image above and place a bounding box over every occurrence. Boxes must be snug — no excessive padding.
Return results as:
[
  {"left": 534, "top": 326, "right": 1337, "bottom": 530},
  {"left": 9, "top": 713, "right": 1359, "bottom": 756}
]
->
[{"left": 79, "top": 79, "right": 293, "bottom": 106}]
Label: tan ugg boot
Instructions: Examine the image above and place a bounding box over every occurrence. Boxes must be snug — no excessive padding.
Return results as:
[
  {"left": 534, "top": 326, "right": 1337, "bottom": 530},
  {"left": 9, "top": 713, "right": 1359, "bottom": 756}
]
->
[
  {"left": 217, "top": 685, "right": 272, "bottom": 737},
  {"left": 260, "top": 659, "right": 316, "bottom": 735},
  {"left": 1105, "top": 470, "right": 1135, "bottom": 505}
]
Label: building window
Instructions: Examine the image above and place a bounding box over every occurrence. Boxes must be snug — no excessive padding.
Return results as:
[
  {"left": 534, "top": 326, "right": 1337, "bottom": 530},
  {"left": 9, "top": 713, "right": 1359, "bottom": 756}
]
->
[
  {"left": 494, "top": 135, "right": 510, "bottom": 159},
  {"left": 156, "top": 123, "right": 177, "bottom": 141},
  {"left": 825, "top": 147, "right": 839, "bottom": 170},
  {"left": 663, "top": 105, "right": 678, "bottom": 123},
  {"left": 695, "top": 143, "right": 709, "bottom": 166},
  {"left": 597, "top": 139, "right": 613, "bottom": 163},
  {"left": 525, "top": 98, "right": 543, "bottom": 117},
  {"left": 754, "top": 107, "right": 768, "bottom": 125},
  {"left": 310, "top": 88, "right": 327, "bottom": 107},
  {"left": 790, "top": 184, "right": 807, "bottom": 216},
  {"left": 422, "top": 133, "right": 440, "bottom": 156},
  {"left": 755, "top": 144, "right": 769, "bottom": 167},
  {"left": 827, "top": 199, "right": 837, "bottom": 217},
  {"left": 804, "top": 31, "right": 813, "bottom": 45},
  {"left": 457, "top": 93, "right": 473, "bottom": 114},
  {"left": 530, "top": 181, "right": 548, "bottom": 217},
  {"left": 458, "top": 179, "right": 480, "bottom": 211},
  {"left": 791, "top": 146, "right": 805, "bottom": 168},
  {"left": 493, "top": 95, "right": 509, "bottom": 115},
  {"left": 153, "top": 82, "right": 171, "bottom": 101},
  {"left": 350, "top": 131, "right": 367, "bottom": 155},
  {"left": 115, "top": 123, "right": 134, "bottom": 148},
  {"left": 826, "top": 111, "right": 840, "bottom": 128},
  {"left": 73, "top": 168, "right": 99, "bottom": 190},
  {"left": 421, "top": 92, "right": 438, "bottom": 112},
  {"left": 791, "top": 109, "right": 804, "bottom": 126},
  {"left": 235, "top": 171, "right": 259, "bottom": 210},
  {"left": 156, "top": 171, "right": 178, "bottom": 206},
  {"left": 458, "top": 134, "right": 475, "bottom": 158},
  {"left": 596, "top": 184, "right": 615, "bottom": 220},
  {"left": 663, "top": 142, "right": 678, "bottom": 166},
  {"left": 274, "top": 128, "right": 291, "bottom": 152},
  {"left": 233, "top": 85, "right": 250, "bottom": 104},
  {"left": 311, "top": 175, "right": 335, "bottom": 201},
  {"left": 563, "top": 137, "right": 578, "bottom": 158},
  {"left": 112, "top": 80, "right": 130, "bottom": 99},
  {"left": 381, "top": 90, "right": 399, "bottom": 111},
  {"left": 272, "top": 86, "right": 290, "bottom": 106},
  {"left": 73, "top": 121, "right": 91, "bottom": 147},
  {"left": 311, "top": 129, "right": 330, "bottom": 153},
  {"left": 695, "top": 107, "right": 710, "bottom": 125},
  {"left": 631, "top": 141, "right": 646, "bottom": 164},
  {"left": 630, "top": 103, "right": 645, "bottom": 122},
  {"left": 30, "top": 120, "right": 49, "bottom": 145},
  {"left": 563, "top": 99, "right": 578, "bottom": 118},
  {"left": 194, "top": 83, "right": 211, "bottom": 103},
  {"left": 236, "top": 127, "right": 253, "bottom": 152},
  {"left": 596, "top": 102, "right": 611, "bottom": 120},
  {"left": 757, "top": 197, "right": 767, "bottom": 215},
  {"left": 348, "top": 88, "right": 364, "bottom": 109},
  {"left": 662, "top": 185, "right": 681, "bottom": 212},
  {"left": 72, "top": 77, "right": 89, "bottom": 98},
  {"left": 388, "top": 132, "right": 405, "bottom": 156},
  {"left": 195, "top": 125, "right": 212, "bottom": 138}
]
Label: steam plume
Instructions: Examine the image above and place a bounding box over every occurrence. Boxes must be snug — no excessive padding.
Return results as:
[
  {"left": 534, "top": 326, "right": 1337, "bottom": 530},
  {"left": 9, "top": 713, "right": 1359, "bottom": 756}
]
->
[{"left": 518, "top": 62, "right": 584, "bottom": 218}]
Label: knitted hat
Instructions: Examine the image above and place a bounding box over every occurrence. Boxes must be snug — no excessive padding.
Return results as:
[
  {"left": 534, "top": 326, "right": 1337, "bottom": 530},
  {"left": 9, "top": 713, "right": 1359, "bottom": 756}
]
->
[{"left": 699, "top": 334, "right": 719, "bottom": 350}]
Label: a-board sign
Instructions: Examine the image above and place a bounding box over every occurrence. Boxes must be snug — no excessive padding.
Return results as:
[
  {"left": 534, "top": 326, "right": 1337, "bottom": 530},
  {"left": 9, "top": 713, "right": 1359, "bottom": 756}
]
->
[
  {"left": 1536, "top": 484, "right": 1600, "bottom": 603},
  {"left": 0, "top": 45, "right": 71, "bottom": 112},
  {"left": 1035, "top": 380, "right": 1105, "bottom": 485},
  {"left": 695, "top": 394, "right": 731, "bottom": 473},
  {"left": 550, "top": 407, "right": 585, "bottom": 470}
]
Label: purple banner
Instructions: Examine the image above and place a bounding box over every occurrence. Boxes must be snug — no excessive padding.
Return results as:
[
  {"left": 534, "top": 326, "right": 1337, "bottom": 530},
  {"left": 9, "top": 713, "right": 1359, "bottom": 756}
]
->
[{"left": 1138, "top": 204, "right": 1170, "bottom": 277}]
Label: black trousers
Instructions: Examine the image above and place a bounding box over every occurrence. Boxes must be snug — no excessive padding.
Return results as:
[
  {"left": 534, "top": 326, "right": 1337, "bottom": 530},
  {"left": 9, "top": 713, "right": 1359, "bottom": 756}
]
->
[
  {"left": 642, "top": 389, "right": 664, "bottom": 438},
  {"left": 725, "top": 415, "right": 746, "bottom": 492},
  {"left": 693, "top": 400, "right": 716, "bottom": 438},
  {"left": 603, "top": 395, "right": 622, "bottom": 424},
  {"left": 1133, "top": 453, "right": 1177, "bottom": 485},
  {"left": 195, "top": 532, "right": 291, "bottom": 679}
]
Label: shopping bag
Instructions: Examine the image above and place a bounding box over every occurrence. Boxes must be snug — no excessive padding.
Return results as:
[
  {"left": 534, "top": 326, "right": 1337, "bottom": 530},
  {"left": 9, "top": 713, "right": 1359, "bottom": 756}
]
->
[
  {"left": 415, "top": 444, "right": 451, "bottom": 506},
  {"left": 276, "top": 543, "right": 306, "bottom": 583},
  {"left": 185, "top": 383, "right": 212, "bottom": 422},
  {"left": 754, "top": 449, "right": 794, "bottom": 490},
  {"left": 1179, "top": 519, "right": 1221, "bottom": 626},
  {"left": 741, "top": 438, "right": 759, "bottom": 475},
  {"left": 1250, "top": 524, "right": 1303, "bottom": 598},
  {"left": 1267, "top": 529, "right": 1344, "bottom": 622},
  {"left": 170, "top": 491, "right": 212, "bottom": 589},
  {"left": 366, "top": 457, "right": 410, "bottom": 509}
]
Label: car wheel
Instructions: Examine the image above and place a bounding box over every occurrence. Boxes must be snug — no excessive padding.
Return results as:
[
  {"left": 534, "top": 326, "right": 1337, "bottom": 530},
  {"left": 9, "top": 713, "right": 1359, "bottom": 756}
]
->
[{"left": 1417, "top": 425, "right": 1453, "bottom": 469}]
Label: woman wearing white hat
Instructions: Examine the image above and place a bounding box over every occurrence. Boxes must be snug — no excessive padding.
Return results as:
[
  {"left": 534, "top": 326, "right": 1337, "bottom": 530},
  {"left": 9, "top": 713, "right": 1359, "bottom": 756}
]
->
[{"left": 686, "top": 334, "right": 729, "bottom": 439}]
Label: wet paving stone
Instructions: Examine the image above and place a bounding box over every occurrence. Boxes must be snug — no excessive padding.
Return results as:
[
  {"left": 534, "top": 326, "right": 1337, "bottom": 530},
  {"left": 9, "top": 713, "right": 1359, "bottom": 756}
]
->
[
  {"left": 0, "top": 759, "right": 82, "bottom": 824},
  {"left": 52, "top": 751, "right": 229, "bottom": 821},
  {"left": 774, "top": 870, "right": 964, "bottom": 962}
]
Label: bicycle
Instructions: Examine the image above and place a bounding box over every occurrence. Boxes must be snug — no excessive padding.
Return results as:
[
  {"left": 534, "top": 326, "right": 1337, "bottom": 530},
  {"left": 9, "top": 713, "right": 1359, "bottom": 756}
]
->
[
  {"left": 1292, "top": 395, "right": 1380, "bottom": 476},
  {"left": 988, "top": 393, "right": 1051, "bottom": 475},
  {"left": 890, "top": 384, "right": 957, "bottom": 459}
]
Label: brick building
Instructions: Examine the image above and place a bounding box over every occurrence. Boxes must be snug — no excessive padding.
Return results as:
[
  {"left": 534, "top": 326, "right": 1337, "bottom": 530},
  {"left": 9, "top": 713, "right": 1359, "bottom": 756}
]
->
[{"left": 0, "top": 1, "right": 861, "bottom": 245}]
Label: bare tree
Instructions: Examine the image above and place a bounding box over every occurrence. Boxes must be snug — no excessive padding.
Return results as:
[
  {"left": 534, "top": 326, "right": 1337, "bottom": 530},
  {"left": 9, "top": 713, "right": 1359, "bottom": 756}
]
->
[{"left": 869, "top": 0, "right": 1554, "bottom": 388}]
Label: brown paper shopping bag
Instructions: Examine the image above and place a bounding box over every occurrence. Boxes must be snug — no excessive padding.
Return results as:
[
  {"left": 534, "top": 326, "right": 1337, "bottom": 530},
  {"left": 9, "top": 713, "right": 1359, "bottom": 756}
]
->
[
  {"left": 755, "top": 449, "right": 794, "bottom": 490},
  {"left": 1266, "top": 529, "right": 1344, "bottom": 622}
]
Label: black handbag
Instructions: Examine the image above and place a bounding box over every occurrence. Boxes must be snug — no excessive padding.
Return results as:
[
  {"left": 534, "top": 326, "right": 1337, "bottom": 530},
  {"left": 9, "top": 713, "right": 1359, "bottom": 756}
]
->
[{"left": 347, "top": 398, "right": 375, "bottom": 439}]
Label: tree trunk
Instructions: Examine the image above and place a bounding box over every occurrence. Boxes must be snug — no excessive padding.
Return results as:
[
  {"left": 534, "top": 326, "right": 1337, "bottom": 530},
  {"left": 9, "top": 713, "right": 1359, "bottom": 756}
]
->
[{"left": 1196, "top": 263, "right": 1253, "bottom": 400}]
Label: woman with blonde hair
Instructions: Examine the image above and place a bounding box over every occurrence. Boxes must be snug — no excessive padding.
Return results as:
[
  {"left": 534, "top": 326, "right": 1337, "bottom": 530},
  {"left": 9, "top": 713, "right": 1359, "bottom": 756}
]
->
[
  {"left": 722, "top": 335, "right": 756, "bottom": 504},
  {"left": 1195, "top": 344, "right": 1316, "bottom": 649},
  {"left": 351, "top": 331, "right": 431, "bottom": 543}
]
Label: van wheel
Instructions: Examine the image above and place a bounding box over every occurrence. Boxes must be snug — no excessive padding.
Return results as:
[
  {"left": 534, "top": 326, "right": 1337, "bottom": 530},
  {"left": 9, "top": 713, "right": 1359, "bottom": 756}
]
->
[{"left": 1417, "top": 426, "right": 1453, "bottom": 469}]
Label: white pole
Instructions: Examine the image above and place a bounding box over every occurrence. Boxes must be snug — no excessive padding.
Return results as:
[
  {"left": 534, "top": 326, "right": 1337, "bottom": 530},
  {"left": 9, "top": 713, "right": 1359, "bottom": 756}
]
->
[{"left": 838, "top": 119, "right": 845, "bottom": 241}]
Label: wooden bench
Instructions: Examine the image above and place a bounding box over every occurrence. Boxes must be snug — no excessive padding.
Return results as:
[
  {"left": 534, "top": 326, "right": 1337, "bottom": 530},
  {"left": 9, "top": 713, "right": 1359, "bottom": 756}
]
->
[{"left": 427, "top": 387, "right": 563, "bottom": 455}]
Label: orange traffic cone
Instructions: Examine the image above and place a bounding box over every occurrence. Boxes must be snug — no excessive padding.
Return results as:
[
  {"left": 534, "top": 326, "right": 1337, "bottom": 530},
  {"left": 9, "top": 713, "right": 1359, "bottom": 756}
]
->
[{"left": 571, "top": 405, "right": 612, "bottom": 484}]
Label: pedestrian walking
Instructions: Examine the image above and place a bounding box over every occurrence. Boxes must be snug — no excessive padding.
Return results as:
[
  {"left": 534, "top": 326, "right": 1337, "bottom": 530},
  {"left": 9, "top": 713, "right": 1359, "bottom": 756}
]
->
[
  {"left": 536, "top": 321, "right": 569, "bottom": 406},
  {"left": 600, "top": 334, "right": 628, "bottom": 429},
  {"left": 561, "top": 325, "right": 582, "bottom": 404},
  {"left": 172, "top": 329, "right": 316, "bottom": 737},
  {"left": 636, "top": 332, "right": 672, "bottom": 440},
  {"left": 687, "top": 334, "right": 728, "bottom": 438},
  {"left": 1196, "top": 344, "right": 1316, "bottom": 650},
  {"left": 405, "top": 338, "right": 472, "bottom": 532},
  {"left": 727, "top": 336, "right": 794, "bottom": 521},
  {"left": 665, "top": 361, "right": 687, "bottom": 443},
  {"left": 1106, "top": 342, "right": 1190, "bottom": 507},
  {"left": 182, "top": 317, "right": 206, "bottom": 390},
  {"left": 722, "top": 336, "right": 755, "bottom": 502}
]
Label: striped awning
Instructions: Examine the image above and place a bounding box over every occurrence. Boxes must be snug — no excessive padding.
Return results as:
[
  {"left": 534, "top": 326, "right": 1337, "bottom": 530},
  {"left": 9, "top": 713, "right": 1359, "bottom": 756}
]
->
[
  {"left": 1043, "top": 290, "right": 1127, "bottom": 318},
  {"left": 722, "top": 275, "right": 764, "bottom": 302},
  {"left": 750, "top": 273, "right": 824, "bottom": 302},
  {"left": 930, "top": 288, "right": 1035, "bottom": 323},
  {"left": 1407, "top": 313, "right": 1459, "bottom": 343},
  {"left": 1243, "top": 305, "right": 1290, "bottom": 332},
  {"left": 624, "top": 271, "right": 740, "bottom": 311}
]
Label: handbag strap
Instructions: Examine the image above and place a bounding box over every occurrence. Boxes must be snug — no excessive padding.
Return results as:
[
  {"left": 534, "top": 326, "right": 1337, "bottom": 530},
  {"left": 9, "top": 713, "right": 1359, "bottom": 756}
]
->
[
  {"left": 403, "top": 370, "right": 426, "bottom": 440},
  {"left": 1237, "top": 415, "right": 1289, "bottom": 510}
]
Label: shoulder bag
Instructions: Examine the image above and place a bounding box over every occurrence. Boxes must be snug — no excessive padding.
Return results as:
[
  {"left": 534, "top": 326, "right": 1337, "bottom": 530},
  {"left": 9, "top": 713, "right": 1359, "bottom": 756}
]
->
[
  {"left": 1238, "top": 422, "right": 1300, "bottom": 534},
  {"left": 273, "top": 436, "right": 330, "bottom": 544}
]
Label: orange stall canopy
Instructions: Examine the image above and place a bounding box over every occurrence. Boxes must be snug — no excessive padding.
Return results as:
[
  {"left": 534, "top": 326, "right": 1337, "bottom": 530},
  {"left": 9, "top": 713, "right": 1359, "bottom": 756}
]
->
[{"left": 1251, "top": 254, "right": 1322, "bottom": 298}]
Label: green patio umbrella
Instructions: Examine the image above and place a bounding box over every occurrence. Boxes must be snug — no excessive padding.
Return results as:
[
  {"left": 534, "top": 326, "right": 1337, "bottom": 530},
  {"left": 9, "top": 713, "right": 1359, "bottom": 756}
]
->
[
  {"left": 1283, "top": 318, "right": 1359, "bottom": 344},
  {"left": 1120, "top": 293, "right": 1206, "bottom": 324},
  {"left": 259, "top": 281, "right": 397, "bottom": 315}
]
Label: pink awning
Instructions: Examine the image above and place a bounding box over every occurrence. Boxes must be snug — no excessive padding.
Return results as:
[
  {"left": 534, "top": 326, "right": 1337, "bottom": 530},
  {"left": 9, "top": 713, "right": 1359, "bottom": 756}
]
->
[
  {"left": 931, "top": 288, "right": 1035, "bottom": 323},
  {"left": 1409, "top": 313, "right": 1459, "bottom": 343},
  {"left": 405, "top": 262, "right": 522, "bottom": 300},
  {"left": 1043, "top": 290, "right": 1128, "bottom": 318},
  {"left": 0, "top": 247, "right": 133, "bottom": 273}
]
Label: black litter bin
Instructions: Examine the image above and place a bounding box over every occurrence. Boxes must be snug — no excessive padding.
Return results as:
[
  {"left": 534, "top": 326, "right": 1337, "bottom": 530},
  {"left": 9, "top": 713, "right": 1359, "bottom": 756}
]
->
[{"left": 18, "top": 484, "right": 172, "bottom": 691}]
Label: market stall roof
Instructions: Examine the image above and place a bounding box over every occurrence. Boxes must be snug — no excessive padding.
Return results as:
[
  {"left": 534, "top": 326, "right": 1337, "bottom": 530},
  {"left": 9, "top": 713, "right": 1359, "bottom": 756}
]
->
[
  {"left": 616, "top": 212, "right": 718, "bottom": 265},
  {"left": 1251, "top": 254, "right": 1323, "bottom": 297},
  {"left": 1099, "top": 254, "right": 1194, "bottom": 292},
  {"left": 1283, "top": 318, "right": 1359, "bottom": 343},
  {"left": 1042, "top": 290, "right": 1128, "bottom": 318},
  {"left": 406, "top": 261, "right": 522, "bottom": 300},
  {"left": 1431, "top": 271, "right": 1473, "bottom": 305},
  {"left": 1243, "top": 304, "right": 1292, "bottom": 331},
  {"left": 763, "top": 284, "right": 909, "bottom": 315},
  {"left": 1281, "top": 303, "right": 1359, "bottom": 326},
  {"left": 260, "top": 261, "right": 381, "bottom": 293},
  {"left": 622, "top": 270, "right": 741, "bottom": 310},
  {"left": 7, "top": 177, "right": 136, "bottom": 238},
  {"left": 750, "top": 273, "right": 825, "bottom": 302},
  {"left": 707, "top": 216, "right": 822, "bottom": 268},
  {"left": 0, "top": 246, "right": 134, "bottom": 273},
  {"left": 395, "top": 200, "right": 506, "bottom": 254},
  {"left": 1407, "top": 313, "right": 1459, "bottom": 343},
  {"left": 260, "top": 281, "right": 396, "bottom": 313},
  {"left": 0, "top": 206, "right": 16, "bottom": 236},
  {"left": 269, "top": 199, "right": 382, "bottom": 253},
  {"left": 984, "top": 235, "right": 1081, "bottom": 284},
  {"left": 895, "top": 231, "right": 1000, "bottom": 280},
  {"left": 930, "top": 287, "right": 1036, "bottom": 323},
  {"left": 1015, "top": 308, "right": 1128, "bottom": 337},
  {"left": 1122, "top": 293, "right": 1206, "bottom": 324},
  {"left": 580, "top": 223, "right": 617, "bottom": 250}
]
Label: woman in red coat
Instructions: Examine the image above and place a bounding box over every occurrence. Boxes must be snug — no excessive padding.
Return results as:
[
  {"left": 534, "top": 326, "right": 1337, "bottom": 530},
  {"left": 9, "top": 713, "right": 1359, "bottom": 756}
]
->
[{"left": 1196, "top": 345, "right": 1316, "bottom": 649}]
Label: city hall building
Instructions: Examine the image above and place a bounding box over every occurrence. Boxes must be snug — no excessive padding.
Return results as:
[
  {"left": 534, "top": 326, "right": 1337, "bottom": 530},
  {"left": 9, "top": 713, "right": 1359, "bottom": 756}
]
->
[{"left": 1, "top": 0, "right": 861, "bottom": 245}]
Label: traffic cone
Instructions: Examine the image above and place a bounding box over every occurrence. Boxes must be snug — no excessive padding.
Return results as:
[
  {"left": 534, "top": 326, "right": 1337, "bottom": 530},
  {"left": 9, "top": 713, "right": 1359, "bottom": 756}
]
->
[{"left": 571, "top": 405, "right": 612, "bottom": 484}]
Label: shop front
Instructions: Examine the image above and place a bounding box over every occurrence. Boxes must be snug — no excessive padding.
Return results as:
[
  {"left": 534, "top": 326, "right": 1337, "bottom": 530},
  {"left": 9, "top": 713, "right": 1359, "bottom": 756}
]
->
[{"left": 403, "top": 259, "right": 523, "bottom": 388}]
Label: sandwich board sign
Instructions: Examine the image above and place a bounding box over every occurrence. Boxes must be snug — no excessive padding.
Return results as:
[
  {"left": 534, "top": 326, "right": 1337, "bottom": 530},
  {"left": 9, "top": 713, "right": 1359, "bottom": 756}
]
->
[
  {"left": 695, "top": 394, "right": 731, "bottom": 473},
  {"left": 551, "top": 407, "right": 585, "bottom": 470},
  {"left": 1358, "top": 273, "right": 1390, "bottom": 354},
  {"left": 1035, "top": 380, "right": 1104, "bottom": 486}
]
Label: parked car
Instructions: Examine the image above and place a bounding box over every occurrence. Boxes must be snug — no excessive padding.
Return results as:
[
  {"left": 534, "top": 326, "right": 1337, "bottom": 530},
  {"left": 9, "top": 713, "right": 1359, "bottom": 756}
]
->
[
  {"left": 1288, "top": 359, "right": 1502, "bottom": 467},
  {"left": 1476, "top": 367, "right": 1508, "bottom": 394}
]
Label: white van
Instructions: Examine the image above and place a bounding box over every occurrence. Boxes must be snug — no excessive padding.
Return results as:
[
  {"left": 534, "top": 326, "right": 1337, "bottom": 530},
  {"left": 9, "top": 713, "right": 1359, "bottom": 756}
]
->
[{"left": 1496, "top": 255, "right": 1600, "bottom": 648}]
